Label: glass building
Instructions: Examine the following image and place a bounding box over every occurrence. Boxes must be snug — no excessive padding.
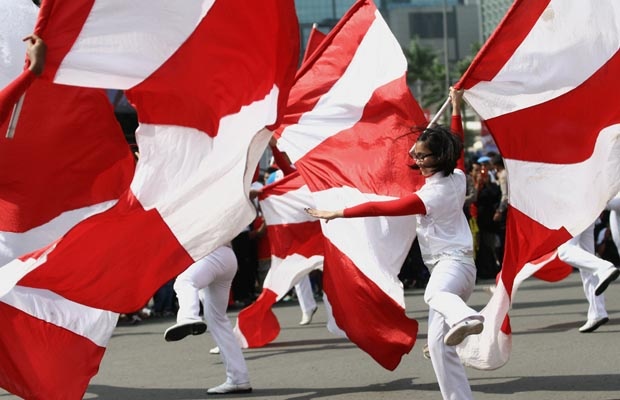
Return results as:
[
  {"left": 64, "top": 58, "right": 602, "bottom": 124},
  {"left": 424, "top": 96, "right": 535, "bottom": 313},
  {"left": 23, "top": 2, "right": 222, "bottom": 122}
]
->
[{"left": 480, "top": 0, "right": 511, "bottom": 39}]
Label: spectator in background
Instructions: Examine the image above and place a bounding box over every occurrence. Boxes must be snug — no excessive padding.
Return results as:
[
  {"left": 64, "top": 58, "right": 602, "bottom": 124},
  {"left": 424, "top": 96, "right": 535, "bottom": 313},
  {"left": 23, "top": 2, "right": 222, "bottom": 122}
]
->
[{"left": 473, "top": 164, "right": 501, "bottom": 279}]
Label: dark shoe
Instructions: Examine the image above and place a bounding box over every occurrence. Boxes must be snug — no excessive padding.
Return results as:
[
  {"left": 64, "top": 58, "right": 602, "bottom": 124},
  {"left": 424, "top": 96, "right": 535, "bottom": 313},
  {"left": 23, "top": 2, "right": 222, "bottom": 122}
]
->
[
  {"left": 579, "top": 317, "right": 609, "bottom": 333},
  {"left": 164, "top": 321, "right": 207, "bottom": 342},
  {"left": 207, "top": 381, "right": 252, "bottom": 395},
  {"left": 444, "top": 319, "right": 483, "bottom": 346},
  {"left": 595, "top": 267, "right": 620, "bottom": 296}
]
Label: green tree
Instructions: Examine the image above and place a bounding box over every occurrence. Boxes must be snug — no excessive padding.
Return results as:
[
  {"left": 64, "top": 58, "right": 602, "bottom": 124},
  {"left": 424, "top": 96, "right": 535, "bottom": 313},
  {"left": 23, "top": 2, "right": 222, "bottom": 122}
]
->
[{"left": 404, "top": 37, "right": 446, "bottom": 111}]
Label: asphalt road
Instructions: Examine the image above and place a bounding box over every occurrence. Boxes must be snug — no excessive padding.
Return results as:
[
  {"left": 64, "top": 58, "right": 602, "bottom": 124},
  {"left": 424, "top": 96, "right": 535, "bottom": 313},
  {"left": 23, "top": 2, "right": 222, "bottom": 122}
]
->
[{"left": 3, "top": 271, "right": 620, "bottom": 400}]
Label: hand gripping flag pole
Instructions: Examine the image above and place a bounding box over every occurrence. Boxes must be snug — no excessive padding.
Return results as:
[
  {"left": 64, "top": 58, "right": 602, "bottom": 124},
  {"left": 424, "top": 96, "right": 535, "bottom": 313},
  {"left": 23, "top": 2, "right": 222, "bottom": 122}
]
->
[{"left": 6, "top": 94, "right": 25, "bottom": 139}]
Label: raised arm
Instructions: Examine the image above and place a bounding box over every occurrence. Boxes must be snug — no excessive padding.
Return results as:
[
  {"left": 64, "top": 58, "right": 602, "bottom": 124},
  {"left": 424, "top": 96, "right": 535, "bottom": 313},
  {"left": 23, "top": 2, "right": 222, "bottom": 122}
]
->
[
  {"left": 449, "top": 87, "right": 465, "bottom": 172},
  {"left": 305, "top": 193, "right": 427, "bottom": 222},
  {"left": 269, "top": 137, "right": 296, "bottom": 176}
]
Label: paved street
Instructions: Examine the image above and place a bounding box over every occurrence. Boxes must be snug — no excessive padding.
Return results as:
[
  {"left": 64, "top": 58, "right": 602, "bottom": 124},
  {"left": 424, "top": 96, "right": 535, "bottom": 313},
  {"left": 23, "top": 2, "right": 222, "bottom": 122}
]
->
[{"left": 3, "top": 271, "right": 620, "bottom": 400}]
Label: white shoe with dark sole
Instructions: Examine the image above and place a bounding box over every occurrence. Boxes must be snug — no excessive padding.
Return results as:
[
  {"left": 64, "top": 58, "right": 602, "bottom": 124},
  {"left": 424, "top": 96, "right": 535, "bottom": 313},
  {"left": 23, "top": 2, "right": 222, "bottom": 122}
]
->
[
  {"left": 444, "top": 319, "right": 483, "bottom": 346},
  {"left": 578, "top": 317, "right": 609, "bottom": 333},
  {"left": 164, "top": 321, "right": 207, "bottom": 342},
  {"left": 207, "top": 381, "right": 252, "bottom": 395}
]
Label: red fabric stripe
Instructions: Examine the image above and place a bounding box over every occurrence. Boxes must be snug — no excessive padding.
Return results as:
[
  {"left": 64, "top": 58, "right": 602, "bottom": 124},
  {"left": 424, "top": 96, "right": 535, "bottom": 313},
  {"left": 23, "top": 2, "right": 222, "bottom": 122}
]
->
[
  {"left": 0, "top": 302, "right": 105, "bottom": 400},
  {"left": 532, "top": 253, "right": 573, "bottom": 282},
  {"left": 0, "top": 80, "right": 134, "bottom": 232},
  {"left": 267, "top": 221, "right": 323, "bottom": 259},
  {"left": 458, "top": 0, "right": 551, "bottom": 89},
  {"left": 301, "top": 26, "right": 327, "bottom": 64},
  {"left": 485, "top": 50, "right": 620, "bottom": 162},
  {"left": 35, "top": 0, "right": 95, "bottom": 81},
  {"left": 259, "top": 171, "right": 305, "bottom": 199},
  {"left": 236, "top": 289, "right": 279, "bottom": 348},
  {"left": 501, "top": 205, "right": 571, "bottom": 298},
  {"left": 322, "top": 240, "right": 417, "bottom": 371},
  {"left": 126, "top": 1, "right": 299, "bottom": 136},
  {"left": 275, "top": 1, "right": 376, "bottom": 137},
  {"left": 18, "top": 190, "right": 194, "bottom": 313},
  {"left": 297, "top": 75, "right": 426, "bottom": 197}
]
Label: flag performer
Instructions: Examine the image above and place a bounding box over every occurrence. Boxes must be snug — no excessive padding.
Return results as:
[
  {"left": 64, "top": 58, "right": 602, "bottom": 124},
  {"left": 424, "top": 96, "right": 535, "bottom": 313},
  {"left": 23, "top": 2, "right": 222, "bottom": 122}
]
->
[{"left": 306, "top": 87, "right": 483, "bottom": 400}]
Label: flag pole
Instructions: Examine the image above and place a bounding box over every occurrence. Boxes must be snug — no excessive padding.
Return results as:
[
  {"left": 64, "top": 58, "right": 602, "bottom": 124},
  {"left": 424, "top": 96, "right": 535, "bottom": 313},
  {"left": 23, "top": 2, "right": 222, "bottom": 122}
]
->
[
  {"left": 6, "top": 93, "right": 26, "bottom": 139},
  {"left": 409, "top": 96, "right": 451, "bottom": 156},
  {"left": 426, "top": 96, "right": 450, "bottom": 128}
]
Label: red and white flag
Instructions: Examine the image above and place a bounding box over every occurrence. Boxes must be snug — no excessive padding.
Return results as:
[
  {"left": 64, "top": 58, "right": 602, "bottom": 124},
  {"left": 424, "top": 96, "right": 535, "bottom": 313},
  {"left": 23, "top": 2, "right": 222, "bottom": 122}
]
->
[
  {"left": 273, "top": 0, "right": 427, "bottom": 370},
  {"left": 0, "top": 1, "right": 135, "bottom": 398},
  {"left": 0, "top": 0, "right": 299, "bottom": 312},
  {"left": 0, "top": 1, "right": 299, "bottom": 398},
  {"left": 455, "top": 0, "right": 620, "bottom": 369},
  {"left": 234, "top": 171, "right": 324, "bottom": 347},
  {"left": 233, "top": 22, "right": 328, "bottom": 349}
]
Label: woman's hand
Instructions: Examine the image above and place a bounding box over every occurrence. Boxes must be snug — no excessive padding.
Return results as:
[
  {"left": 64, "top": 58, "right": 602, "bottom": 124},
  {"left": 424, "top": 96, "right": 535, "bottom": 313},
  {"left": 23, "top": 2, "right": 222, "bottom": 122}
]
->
[
  {"left": 304, "top": 208, "right": 344, "bottom": 222},
  {"left": 23, "top": 34, "right": 47, "bottom": 76}
]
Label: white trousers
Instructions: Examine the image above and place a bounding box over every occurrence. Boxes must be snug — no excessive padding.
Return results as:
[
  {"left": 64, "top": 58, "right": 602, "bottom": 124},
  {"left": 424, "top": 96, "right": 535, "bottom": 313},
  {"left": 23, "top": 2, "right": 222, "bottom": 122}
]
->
[
  {"left": 557, "top": 224, "right": 611, "bottom": 321},
  {"left": 424, "top": 258, "right": 479, "bottom": 400},
  {"left": 173, "top": 246, "right": 249, "bottom": 385},
  {"left": 295, "top": 275, "right": 317, "bottom": 314},
  {"left": 608, "top": 194, "right": 620, "bottom": 252}
]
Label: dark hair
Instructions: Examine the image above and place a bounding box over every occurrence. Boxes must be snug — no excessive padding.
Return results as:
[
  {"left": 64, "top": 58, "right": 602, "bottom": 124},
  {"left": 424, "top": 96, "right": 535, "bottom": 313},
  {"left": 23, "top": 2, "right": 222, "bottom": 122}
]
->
[
  {"left": 491, "top": 154, "right": 505, "bottom": 168},
  {"left": 415, "top": 125, "right": 462, "bottom": 176},
  {"left": 32, "top": 0, "right": 41, "bottom": 6}
]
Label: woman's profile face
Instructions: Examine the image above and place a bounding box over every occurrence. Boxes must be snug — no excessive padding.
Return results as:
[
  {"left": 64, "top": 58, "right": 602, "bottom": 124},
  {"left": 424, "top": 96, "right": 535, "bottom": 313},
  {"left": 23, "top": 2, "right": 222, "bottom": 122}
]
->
[{"left": 411, "top": 141, "right": 437, "bottom": 177}]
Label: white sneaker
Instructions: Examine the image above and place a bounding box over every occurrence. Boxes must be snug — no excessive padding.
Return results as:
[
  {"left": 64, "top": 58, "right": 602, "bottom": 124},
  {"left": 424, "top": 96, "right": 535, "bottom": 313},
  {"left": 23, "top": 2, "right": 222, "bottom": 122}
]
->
[
  {"left": 595, "top": 266, "right": 620, "bottom": 296},
  {"left": 422, "top": 343, "right": 430, "bottom": 360},
  {"left": 444, "top": 319, "right": 483, "bottom": 346},
  {"left": 164, "top": 321, "right": 207, "bottom": 342},
  {"left": 299, "top": 306, "right": 318, "bottom": 325},
  {"left": 209, "top": 346, "right": 220, "bottom": 355},
  {"left": 578, "top": 317, "right": 609, "bottom": 333},
  {"left": 207, "top": 381, "right": 252, "bottom": 395}
]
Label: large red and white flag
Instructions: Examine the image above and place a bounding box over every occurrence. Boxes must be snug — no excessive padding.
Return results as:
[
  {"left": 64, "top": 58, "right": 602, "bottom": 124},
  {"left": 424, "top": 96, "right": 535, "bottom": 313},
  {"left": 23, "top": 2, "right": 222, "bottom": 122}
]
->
[
  {"left": 234, "top": 171, "right": 324, "bottom": 347},
  {"left": 0, "top": 0, "right": 299, "bottom": 313},
  {"left": 234, "top": 23, "right": 328, "bottom": 349},
  {"left": 0, "top": 1, "right": 298, "bottom": 398},
  {"left": 273, "top": 0, "right": 427, "bottom": 370},
  {"left": 455, "top": 0, "right": 620, "bottom": 369},
  {"left": 0, "top": 1, "right": 135, "bottom": 398}
]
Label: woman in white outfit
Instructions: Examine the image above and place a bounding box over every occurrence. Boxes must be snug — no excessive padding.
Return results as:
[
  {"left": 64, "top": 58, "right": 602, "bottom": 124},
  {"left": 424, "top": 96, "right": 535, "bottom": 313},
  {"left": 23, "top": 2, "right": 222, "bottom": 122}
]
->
[
  {"left": 164, "top": 245, "right": 252, "bottom": 395},
  {"left": 305, "top": 88, "right": 483, "bottom": 400}
]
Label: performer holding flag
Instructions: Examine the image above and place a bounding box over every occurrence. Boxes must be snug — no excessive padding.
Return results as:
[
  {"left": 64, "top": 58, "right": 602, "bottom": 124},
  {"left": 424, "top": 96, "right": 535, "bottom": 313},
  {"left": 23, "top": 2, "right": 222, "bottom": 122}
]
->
[{"left": 306, "top": 87, "right": 483, "bottom": 400}]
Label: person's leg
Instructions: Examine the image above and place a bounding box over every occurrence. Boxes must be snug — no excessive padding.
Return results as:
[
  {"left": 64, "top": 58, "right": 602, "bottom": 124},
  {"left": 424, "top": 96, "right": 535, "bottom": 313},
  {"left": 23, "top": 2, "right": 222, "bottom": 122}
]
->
[
  {"left": 557, "top": 225, "right": 618, "bottom": 296},
  {"left": 427, "top": 308, "right": 474, "bottom": 400},
  {"left": 164, "top": 257, "right": 219, "bottom": 341},
  {"left": 425, "top": 258, "right": 478, "bottom": 400},
  {"left": 202, "top": 246, "right": 251, "bottom": 391},
  {"left": 295, "top": 275, "right": 317, "bottom": 325}
]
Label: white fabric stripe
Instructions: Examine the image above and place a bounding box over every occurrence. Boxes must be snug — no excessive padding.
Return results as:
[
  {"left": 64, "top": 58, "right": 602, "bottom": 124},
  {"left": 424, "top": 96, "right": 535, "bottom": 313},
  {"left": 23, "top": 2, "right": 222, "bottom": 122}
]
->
[
  {"left": 55, "top": 0, "right": 215, "bottom": 88},
  {"left": 0, "top": 248, "right": 54, "bottom": 299},
  {"left": 506, "top": 126, "right": 620, "bottom": 236},
  {"left": 0, "top": 0, "right": 37, "bottom": 86},
  {"left": 0, "top": 200, "right": 117, "bottom": 266},
  {"left": 1, "top": 285, "right": 118, "bottom": 347},
  {"left": 279, "top": 10, "right": 406, "bottom": 162},
  {"left": 456, "top": 252, "right": 557, "bottom": 370},
  {"left": 264, "top": 254, "right": 324, "bottom": 299},
  {"left": 465, "top": 1, "right": 620, "bottom": 119},
  {"left": 131, "top": 87, "right": 280, "bottom": 260},
  {"left": 261, "top": 184, "right": 316, "bottom": 225},
  {"left": 313, "top": 186, "right": 416, "bottom": 307}
]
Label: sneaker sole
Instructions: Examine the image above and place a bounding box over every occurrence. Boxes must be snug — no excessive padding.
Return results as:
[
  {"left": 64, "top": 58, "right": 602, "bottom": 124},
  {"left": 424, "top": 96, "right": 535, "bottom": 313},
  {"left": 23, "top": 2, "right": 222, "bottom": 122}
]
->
[
  {"left": 164, "top": 322, "right": 207, "bottom": 342},
  {"left": 595, "top": 269, "right": 620, "bottom": 296},
  {"left": 207, "top": 387, "right": 252, "bottom": 395},
  {"left": 579, "top": 317, "right": 609, "bottom": 333},
  {"left": 444, "top": 321, "right": 483, "bottom": 346}
]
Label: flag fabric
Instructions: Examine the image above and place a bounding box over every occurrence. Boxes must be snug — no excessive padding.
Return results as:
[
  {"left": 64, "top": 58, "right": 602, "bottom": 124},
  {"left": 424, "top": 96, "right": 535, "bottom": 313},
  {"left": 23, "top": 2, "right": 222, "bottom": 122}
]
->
[
  {"left": 0, "top": 1, "right": 135, "bottom": 398},
  {"left": 0, "top": 1, "right": 299, "bottom": 398},
  {"left": 233, "top": 17, "right": 328, "bottom": 349},
  {"left": 234, "top": 171, "right": 324, "bottom": 347},
  {"left": 0, "top": 0, "right": 299, "bottom": 314},
  {"left": 454, "top": 0, "right": 620, "bottom": 369},
  {"left": 273, "top": 0, "right": 428, "bottom": 371}
]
